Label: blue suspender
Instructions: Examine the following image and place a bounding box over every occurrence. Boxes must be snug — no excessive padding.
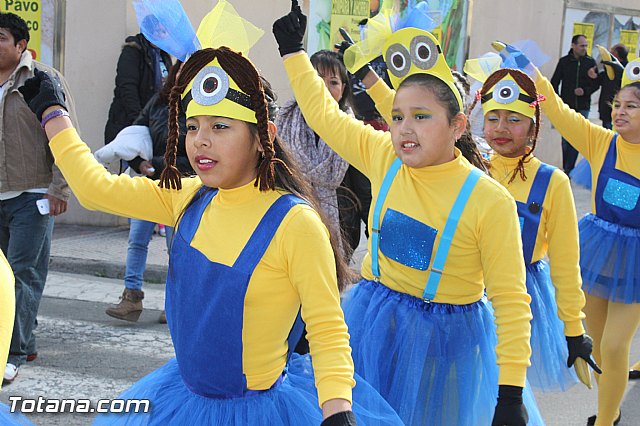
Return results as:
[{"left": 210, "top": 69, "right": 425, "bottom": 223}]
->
[
  {"left": 521, "top": 164, "right": 555, "bottom": 265},
  {"left": 370, "top": 159, "right": 482, "bottom": 301},
  {"left": 371, "top": 157, "right": 403, "bottom": 278},
  {"left": 422, "top": 168, "right": 482, "bottom": 301}
]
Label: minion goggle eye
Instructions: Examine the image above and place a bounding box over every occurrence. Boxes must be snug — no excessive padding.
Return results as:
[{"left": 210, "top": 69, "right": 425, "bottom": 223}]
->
[
  {"left": 182, "top": 65, "right": 253, "bottom": 112},
  {"left": 625, "top": 60, "right": 640, "bottom": 83},
  {"left": 385, "top": 43, "right": 411, "bottom": 78},
  {"left": 481, "top": 80, "right": 535, "bottom": 106},
  {"left": 410, "top": 35, "right": 439, "bottom": 71}
]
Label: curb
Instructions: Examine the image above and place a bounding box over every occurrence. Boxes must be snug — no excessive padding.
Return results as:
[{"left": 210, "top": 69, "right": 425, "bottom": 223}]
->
[{"left": 49, "top": 256, "right": 168, "bottom": 284}]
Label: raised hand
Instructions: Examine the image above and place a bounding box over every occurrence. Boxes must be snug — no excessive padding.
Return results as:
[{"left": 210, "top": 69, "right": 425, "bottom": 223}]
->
[
  {"left": 272, "top": 0, "right": 307, "bottom": 57},
  {"left": 18, "top": 68, "right": 67, "bottom": 121}
]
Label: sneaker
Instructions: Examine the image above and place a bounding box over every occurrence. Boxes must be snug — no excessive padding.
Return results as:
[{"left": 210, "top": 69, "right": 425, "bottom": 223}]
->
[
  {"left": 158, "top": 224, "right": 166, "bottom": 237},
  {"left": 3, "top": 363, "right": 18, "bottom": 384},
  {"left": 158, "top": 310, "right": 167, "bottom": 324},
  {"left": 26, "top": 352, "right": 38, "bottom": 362}
]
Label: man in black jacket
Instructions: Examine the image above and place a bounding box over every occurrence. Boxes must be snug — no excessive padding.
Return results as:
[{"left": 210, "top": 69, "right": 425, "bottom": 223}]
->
[
  {"left": 104, "top": 32, "right": 171, "bottom": 145},
  {"left": 550, "top": 34, "right": 597, "bottom": 174}
]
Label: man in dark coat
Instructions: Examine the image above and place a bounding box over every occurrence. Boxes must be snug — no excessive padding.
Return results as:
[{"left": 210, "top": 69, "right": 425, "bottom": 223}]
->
[
  {"left": 104, "top": 32, "right": 171, "bottom": 145},
  {"left": 550, "top": 34, "right": 598, "bottom": 174}
]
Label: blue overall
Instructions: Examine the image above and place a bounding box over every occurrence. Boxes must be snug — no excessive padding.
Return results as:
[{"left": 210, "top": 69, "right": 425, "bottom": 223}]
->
[
  {"left": 516, "top": 163, "right": 579, "bottom": 391},
  {"left": 594, "top": 135, "right": 640, "bottom": 228},
  {"left": 516, "top": 163, "right": 555, "bottom": 266},
  {"left": 166, "top": 188, "right": 304, "bottom": 398}
]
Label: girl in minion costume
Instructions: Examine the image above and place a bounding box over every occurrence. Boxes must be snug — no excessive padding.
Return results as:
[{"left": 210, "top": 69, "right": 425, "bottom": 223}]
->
[
  {"left": 0, "top": 249, "right": 34, "bottom": 425},
  {"left": 274, "top": 1, "right": 543, "bottom": 425},
  {"left": 17, "top": 1, "right": 404, "bottom": 425},
  {"left": 504, "top": 42, "right": 640, "bottom": 425},
  {"left": 463, "top": 50, "right": 599, "bottom": 393}
]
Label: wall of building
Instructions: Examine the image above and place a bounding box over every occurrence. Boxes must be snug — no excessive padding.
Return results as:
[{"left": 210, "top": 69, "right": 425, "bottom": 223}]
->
[{"left": 57, "top": 0, "right": 639, "bottom": 225}]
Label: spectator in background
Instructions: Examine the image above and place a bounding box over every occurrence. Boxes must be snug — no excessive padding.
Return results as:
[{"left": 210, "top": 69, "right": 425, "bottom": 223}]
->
[
  {"left": 105, "top": 62, "right": 192, "bottom": 324},
  {"left": 594, "top": 44, "right": 629, "bottom": 130},
  {"left": 0, "top": 12, "right": 78, "bottom": 385},
  {"left": 104, "top": 27, "right": 171, "bottom": 146},
  {"left": 550, "top": 34, "right": 597, "bottom": 174}
]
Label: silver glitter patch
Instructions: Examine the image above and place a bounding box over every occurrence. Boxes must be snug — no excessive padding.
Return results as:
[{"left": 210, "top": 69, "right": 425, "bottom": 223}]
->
[
  {"left": 603, "top": 178, "right": 640, "bottom": 211},
  {"left": 379, "top": 208, "right": 437, "bottom": 271}
]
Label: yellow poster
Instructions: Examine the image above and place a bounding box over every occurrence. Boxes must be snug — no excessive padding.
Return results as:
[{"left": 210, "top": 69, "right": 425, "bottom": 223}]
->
[
  {"left": 620, "top": 29, "right": 639, "bottom": 61},
  {"left": 0, "top": 0, "right": 42, "bottom": 61},
  {"left": 573, "top": 22, "right": 595, "bottom": 56},
  {"left": 329, "top": 0, "right": 370, "bottom": 48}
]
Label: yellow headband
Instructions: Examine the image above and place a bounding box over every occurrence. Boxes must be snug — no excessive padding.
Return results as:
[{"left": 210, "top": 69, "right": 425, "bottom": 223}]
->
[
  {"left": 622, "top": 58, "right": 640, "bottom": 88},
  {"left": 382, "top": 28, "right": 463, "bottom": 111},
  {"left": 180, "top": 0, "right": 264, "bottom": 123},
  {"left": 481, "top": 74, "right": 536, "bottom": 119},
  {"left": 181, "top": 56, "right": 257, "bottom": 123}
]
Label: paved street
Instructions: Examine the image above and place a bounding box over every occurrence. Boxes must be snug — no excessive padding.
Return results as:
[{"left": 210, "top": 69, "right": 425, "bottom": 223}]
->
[{"left": 0, "top": 182, "right": 639, "bottom": 425}]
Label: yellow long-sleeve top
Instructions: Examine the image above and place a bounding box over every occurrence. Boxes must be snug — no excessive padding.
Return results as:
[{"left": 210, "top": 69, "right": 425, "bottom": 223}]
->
[
  {"left": 285, "top": 52, "right": 532, "bottom": 387},
  {"left": 536, "top": 72, "right": 640, "bottom": 212},
  {"left": 0, "top": 249, "right": 15, "bottom": 391},
  {"left": 368, "top": 77, "right": 585, "bottom": 336},
  {"left": 48, "top": 128, "right": 355, "bottom": 406},
  {"left": 491, "top": 154, "right": 586, "bottom": 336}
]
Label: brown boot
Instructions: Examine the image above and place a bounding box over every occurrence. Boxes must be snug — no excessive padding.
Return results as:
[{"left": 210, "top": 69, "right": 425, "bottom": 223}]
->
[{"left": 105, "top": 289, "right": 144, "bottom": 322}]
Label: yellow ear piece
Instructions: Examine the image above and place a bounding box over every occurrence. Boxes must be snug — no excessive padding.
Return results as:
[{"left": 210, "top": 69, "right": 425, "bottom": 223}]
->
[
  {"left": 481, "top": 74, "right": 537, "bottom": 119},
  {"left": 382, "top": 28, "right": 463, "bottom": 111},
  {"left": 622, "top": 58, "right": 640, "bottom": 88},
  {"left": 596, "top": 45, "right": 615, "bottom": 81}
]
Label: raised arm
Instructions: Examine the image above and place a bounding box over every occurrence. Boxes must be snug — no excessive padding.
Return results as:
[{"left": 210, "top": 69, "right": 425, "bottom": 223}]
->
[
  {"left": 18, "top": 69, "right": 194, "bottom": 225},
  {"left": 273, "top": 2, "right": 391, "bottom": 177}
]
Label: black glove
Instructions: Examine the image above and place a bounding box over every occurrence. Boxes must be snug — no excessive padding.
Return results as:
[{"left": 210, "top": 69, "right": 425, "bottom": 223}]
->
[
  {"left": 602, "top": 60, "right": 625, "bottom": 73},
  {"left": 320, "top": 411, "right": 357, "bottom": 426},
  {"left": 567, "top": 334, "right": 602, "bottom": 374},
  {"left": 334, "top": 27, "right": 373, "bottom": 82},
  {"left": 491, "top": 385, "right": 528, "bottom": 426},
  {"left": 18, "top": 68, "right": 67, "bottom": 122},
  {"left": 272, "top": 0, "right": 307, "bottom": 57}
]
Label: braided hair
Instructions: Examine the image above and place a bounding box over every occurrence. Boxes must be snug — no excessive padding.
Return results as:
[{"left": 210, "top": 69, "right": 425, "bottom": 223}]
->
[
  {"left": 160, "top": 47, "right": 291, "bottom": 191},
  {"left": 468, "top": 68, "right": 541, "bottom": 183}
]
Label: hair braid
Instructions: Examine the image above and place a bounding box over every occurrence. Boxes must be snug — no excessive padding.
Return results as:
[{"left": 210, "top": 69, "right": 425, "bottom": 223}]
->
[
  {"left": 216, "top": 47, "right": 292, "bottom": 191},
  {"left": 160, "top": 50, "right": 216, "bottom": 190}
]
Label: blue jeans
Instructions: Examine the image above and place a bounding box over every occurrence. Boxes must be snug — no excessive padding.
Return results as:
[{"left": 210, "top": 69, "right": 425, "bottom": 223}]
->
[
  {"left": 0, "top": 193, "right": 54, "bottom": 367},
  {"left": 124, "top": 219, "right": 173, "bottom": 291},
  {"left": 562, "top": 109, "right": 590, "bottom": 174}
]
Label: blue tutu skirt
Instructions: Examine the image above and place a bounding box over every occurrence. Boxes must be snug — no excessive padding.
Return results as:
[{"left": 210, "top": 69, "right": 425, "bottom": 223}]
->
[
  {"left": 0, "top": 403, "right": 34, "bottom": 425},
  {"left": 569, "top": 159, "right": 592, "bottom": 190},
  {"left": 526, "top": 260, "right": 579, "bottom": 391},
  {"left": 92, "top": 354, "right": 403, "bottom": 425},
  {"left": 579, "top": 214, "right": 640, "bottom": 303},
  {"left": 342, "top": 279, "right": 544, "bottom": 426}
]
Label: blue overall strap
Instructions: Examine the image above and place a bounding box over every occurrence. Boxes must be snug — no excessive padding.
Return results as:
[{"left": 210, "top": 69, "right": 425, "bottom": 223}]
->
[
  {"left": 179, "top": 187, "right": 219, "bottom": 242},
  {"left": 371, "top": 157, "right": 403, "bottom": 278},
  {"left": 233, "top": 194, "right": 306, "bottom": 275},
  {"left": 521, "top": 163, "right": 555, "bottom": 265},
  {"left": 422, "top": 168, "right": 482, "bottom": 301},
  {"left": 286, "top": 310, "right": 305, "bottom": 360}
]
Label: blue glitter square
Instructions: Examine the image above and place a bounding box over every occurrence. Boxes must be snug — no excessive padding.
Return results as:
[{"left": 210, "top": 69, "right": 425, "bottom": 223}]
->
[
  {"left": 379, "top": 208, "right": 437, "bottom": 271},
  {"left": 603, "top": 178, "right": 640, "bottom": 211}
]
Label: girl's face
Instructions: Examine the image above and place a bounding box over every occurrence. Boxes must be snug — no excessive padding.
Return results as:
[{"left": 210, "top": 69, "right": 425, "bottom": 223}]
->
[
  {"left": 613, "top": 87, "right": 640, "bottom": 143},
  {"left": 317, "top": 66, "right": 345, "bottom": 103},
  {"left": 483, "top": 109, "right": 534, "bottom": 157},
  {"left": 186, "top": 115, "right": 262, "bottom": 189},
  {"left": 390, "top": 85, "right": 464, "bottom": 168}
]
